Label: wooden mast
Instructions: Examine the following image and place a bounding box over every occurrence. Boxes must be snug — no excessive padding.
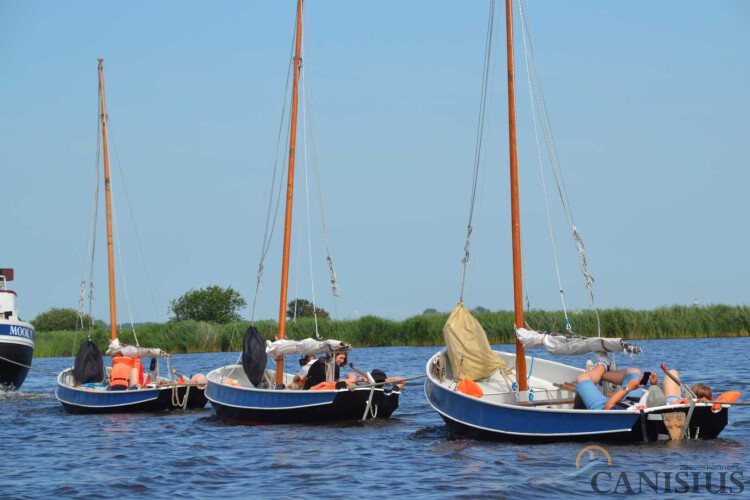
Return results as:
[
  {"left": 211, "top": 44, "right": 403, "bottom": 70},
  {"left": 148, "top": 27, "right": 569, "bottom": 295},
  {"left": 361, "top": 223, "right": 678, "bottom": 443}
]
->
[
  {"left": 276, "top": 0, "right": 304, "bottom": 385},
  {"left": 505, "top": 0, "right": 528, "bottom": 391},
  {"left": 98, "top": 59, "right": 118, "bottom": 342}
]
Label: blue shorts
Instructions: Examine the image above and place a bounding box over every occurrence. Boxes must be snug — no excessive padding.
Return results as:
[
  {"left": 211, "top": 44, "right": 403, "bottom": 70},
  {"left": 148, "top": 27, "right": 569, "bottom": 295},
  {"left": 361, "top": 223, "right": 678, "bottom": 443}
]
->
[
  {"left": 576, "top": 379, "right": 608, "bottom": 410},
  {"left": 666, "top": 395, "right": 680, "bottom": 405}
]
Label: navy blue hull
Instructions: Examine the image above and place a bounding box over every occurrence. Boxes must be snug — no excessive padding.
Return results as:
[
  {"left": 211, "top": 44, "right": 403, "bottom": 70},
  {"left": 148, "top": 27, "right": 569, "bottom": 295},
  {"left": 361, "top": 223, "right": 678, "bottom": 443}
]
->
[
  {"left": 426, "top": 378, "right": 729, "bottom": 443},
  {"left": 207, "top": 380, "right": 400, "bottom": 425},
  {"left": 0, "top": 341, "right": 33, "bottom": 390},
  {"left": 56, "top": 369, "right": 208, "bottom": 414}
]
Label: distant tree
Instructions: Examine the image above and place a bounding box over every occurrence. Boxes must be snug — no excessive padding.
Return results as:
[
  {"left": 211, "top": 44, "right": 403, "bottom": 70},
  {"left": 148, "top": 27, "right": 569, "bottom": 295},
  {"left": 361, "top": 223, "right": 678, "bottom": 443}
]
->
[
  {"left": 472, "top": 306, "right": 491, "bottom": 315},
  {"left": 422, "top": 308, "right": 439, "bottom": 316},
  {"left": 31, "top": 307, "right": 98, "bottom": 332},
  {"left": 169, "top": 286, "right": 246, "bottom": 324},
  {"left": 287, "top": 298, "right": 330, "bottom": 319}
]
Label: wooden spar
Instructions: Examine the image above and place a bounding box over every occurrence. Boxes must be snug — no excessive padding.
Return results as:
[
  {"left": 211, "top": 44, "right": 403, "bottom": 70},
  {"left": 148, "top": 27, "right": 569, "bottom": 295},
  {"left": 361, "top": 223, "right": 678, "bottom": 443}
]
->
[
  {"left": 276, "top": 0, "right": 304, "bottom": 385},
  {"left": 98, "top": 59, "right": 118, "bottom": 342},
  {"left": 504, "top": 0, "right": 527, "bottom": 390}
]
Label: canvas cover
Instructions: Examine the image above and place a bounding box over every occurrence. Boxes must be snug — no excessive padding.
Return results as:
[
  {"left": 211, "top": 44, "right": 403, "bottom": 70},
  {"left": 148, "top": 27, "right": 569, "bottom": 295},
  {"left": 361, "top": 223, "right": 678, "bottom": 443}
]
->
[
  {"left": 515, "top": 327, "right": 642, "bottom": 356},
  {"left": 265, "top": 338, "right": 350, "bottom": 358},
  {"left": 72, "top": 341, "right": 105, "bottom": 384},
  {"left": 443, "top": 303, "right": 505, "bottom": 380},
  {"left": 242, "top": 326, "right": 267, "bottom": 387}
]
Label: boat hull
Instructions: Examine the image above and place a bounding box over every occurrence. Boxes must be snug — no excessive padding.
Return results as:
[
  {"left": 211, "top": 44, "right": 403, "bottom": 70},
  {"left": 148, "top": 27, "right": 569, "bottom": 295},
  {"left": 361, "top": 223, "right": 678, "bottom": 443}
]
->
[
  {"left": 56, "top": 368, "right": 208, "bottom": 414},
  {"left": 206, "top": 365, "right": 400, "bottom": 425},
  {"left": 425, "top": 351, "right": 728, "bottom": 443},
  {"left": 0, "top": 322, "right": 34, "bottom": 390}
]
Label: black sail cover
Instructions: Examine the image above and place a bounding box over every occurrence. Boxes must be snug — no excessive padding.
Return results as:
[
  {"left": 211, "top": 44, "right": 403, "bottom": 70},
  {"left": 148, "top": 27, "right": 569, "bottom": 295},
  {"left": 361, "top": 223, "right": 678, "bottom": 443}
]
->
[
  {"left": 72, "top": 340, "right": 105, "bottom": 384},
  {"left": 242, "top": 326, "right": 267, "bottom": 387}
]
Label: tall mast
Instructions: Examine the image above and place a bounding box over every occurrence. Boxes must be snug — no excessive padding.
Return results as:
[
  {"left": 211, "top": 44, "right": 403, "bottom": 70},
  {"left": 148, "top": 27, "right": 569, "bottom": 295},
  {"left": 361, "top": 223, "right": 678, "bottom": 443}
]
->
[
  {"left": 98, "top": 59, "right": 118, "bottom": 341},
  {"left": 505, "top": 0, "right": 528, "bottom": 391},
  {"left": 276, "top": 0, "right": 304, "bottom": 385}
]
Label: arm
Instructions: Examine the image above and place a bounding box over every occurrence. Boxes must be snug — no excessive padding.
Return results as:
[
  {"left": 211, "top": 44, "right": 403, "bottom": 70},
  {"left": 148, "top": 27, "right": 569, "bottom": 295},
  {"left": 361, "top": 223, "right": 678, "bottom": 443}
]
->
[{"left": 604, "top": 378, "right": 643, "bottom": 410}]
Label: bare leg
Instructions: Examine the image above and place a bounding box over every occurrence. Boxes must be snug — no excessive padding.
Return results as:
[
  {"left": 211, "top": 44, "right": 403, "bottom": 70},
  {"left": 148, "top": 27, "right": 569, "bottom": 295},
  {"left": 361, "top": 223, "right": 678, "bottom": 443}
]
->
[
  {"left": 576, "top": 363, "right": 607, "bottom": 385},
  {"left": 602, "top": 368, "right": 640, "bottom": 386},
  {"left": 663, "top": 369, "right": 682, "bottom": 399}
]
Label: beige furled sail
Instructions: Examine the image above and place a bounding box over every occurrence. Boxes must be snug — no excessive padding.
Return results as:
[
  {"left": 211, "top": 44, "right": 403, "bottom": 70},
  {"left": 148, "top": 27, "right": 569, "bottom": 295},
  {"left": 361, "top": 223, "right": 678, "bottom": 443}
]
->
[{"left": 443, "top": 303, "right": 505, "bottom": 380}]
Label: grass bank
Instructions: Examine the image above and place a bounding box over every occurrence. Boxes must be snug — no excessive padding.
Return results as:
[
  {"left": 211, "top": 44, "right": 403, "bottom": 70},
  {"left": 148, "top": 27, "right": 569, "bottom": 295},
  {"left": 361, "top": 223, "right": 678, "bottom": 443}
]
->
[{"left": 34, "top": 304, "right": 750, "bottom": 358}]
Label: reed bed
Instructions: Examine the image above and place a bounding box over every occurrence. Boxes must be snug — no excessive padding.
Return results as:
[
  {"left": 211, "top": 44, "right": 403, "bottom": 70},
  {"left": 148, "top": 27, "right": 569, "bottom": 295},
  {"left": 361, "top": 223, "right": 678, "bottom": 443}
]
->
[{"left": 34, "top": 304, "right": 750, "bottom": 357}]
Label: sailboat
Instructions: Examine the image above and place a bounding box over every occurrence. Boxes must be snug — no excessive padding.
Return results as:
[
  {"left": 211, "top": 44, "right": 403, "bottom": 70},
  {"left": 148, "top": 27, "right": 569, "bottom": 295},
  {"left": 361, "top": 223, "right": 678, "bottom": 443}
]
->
[
  {"left": 425, "top": 0, "right": 731, "bottom": 442},
  {"left": 205, "top": 0, "right": 401, "bottom": 425},
  {"left": 55, "top": 60, "right": 207, "bottom": 414},
  {"left": 0, "top": 268, "right": 35, "bottom": 390}
]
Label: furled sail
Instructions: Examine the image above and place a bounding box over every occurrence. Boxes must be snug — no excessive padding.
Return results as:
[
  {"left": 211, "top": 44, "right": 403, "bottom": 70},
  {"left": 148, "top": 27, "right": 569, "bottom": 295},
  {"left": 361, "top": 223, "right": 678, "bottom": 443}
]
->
[
  {"left": 443, "top": 303, "right": 505, "bottom": 380},
  {"left": 515, "top": 327, "right": 642, "bottom": 356},
  {"left": 265, "top": 338, "right": 350, "bottom": 358},
  {"left": 106, "top": 338, "right": 167, "bottom": 358}
]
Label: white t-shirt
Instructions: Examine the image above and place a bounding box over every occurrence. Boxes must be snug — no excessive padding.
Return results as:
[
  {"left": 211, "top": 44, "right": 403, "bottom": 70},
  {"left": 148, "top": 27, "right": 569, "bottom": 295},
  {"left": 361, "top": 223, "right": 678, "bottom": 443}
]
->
[{"left": 297, "top": 359, "right": 316, "bottom": 379}]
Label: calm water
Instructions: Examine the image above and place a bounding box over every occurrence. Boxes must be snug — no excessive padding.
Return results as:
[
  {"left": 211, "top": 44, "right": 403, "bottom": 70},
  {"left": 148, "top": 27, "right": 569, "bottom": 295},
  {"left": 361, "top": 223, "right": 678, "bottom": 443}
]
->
[{"left": 2, "top": 338, "right": 749, "bottom": 498}]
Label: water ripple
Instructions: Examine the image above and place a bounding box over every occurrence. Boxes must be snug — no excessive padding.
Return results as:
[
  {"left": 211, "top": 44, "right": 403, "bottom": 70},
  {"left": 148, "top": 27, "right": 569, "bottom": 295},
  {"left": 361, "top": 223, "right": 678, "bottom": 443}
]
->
[{"left": 2, "top": 342, "right": 749, "bottom": 498}]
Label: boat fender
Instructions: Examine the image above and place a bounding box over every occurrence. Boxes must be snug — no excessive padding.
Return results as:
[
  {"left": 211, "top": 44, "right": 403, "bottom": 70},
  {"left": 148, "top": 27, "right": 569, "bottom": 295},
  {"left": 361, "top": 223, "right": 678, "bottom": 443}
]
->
[{"left": 457, "top": 378, "right": 483, "bottom": 398}]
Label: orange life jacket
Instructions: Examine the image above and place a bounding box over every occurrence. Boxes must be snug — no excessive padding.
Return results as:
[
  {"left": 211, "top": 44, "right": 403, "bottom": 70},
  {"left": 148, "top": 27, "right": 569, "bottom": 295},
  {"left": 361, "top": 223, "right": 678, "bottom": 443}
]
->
[
  {"left": 712, "top": 391, "right": 741, "bottom": 412},
  {"left": 310, "top": 381, "right": 337, "bottom": 391},
  {"left": 110, "top": 362, "right": 132, "bottom": 389}
]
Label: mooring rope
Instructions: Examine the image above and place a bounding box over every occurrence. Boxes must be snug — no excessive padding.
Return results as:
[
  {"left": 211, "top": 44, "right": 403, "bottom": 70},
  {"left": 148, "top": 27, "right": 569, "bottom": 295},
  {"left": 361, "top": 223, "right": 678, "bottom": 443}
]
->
[{"left": 0, "top": 356, "right": 59, "bottom": 377}]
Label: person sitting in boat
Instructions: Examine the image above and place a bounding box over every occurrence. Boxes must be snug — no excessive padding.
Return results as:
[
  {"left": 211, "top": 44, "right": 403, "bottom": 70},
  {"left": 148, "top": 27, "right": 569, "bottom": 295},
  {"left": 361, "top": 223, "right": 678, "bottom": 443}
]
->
[
  {"left": 632, "top": 371, "right": 713, "bottom": 408},
  {"left": 573, "top": 354, "right": 646, "bottom": 410},
  {"left": 303, "top": 351, "right": 362, "bottom": 390},
  {"left": 691, "top": 382, "right": 713, "bottom": 402},
  {"left": 108, "top": 360, "right": 133, "bottom": 391},
  {"left": 288, "top": 354, "right": 316, "bottom": 390}
]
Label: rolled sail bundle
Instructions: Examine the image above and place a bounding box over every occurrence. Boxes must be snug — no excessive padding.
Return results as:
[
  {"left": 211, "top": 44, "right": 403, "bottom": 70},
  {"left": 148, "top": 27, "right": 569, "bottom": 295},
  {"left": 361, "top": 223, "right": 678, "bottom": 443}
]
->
[
  {"left": 105, "top": 338, "right": 167, "bottom": 358},
  {"left": 514, "top": 327, "right": 642, "bottom": 356},
  {"left": 265, "top": 338, "right": 350, "bottom": 358}
]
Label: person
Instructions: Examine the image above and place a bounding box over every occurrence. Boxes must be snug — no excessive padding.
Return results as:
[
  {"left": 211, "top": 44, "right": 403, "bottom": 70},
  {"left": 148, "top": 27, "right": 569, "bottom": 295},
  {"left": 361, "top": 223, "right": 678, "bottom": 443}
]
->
[
  {"left": 575, "top": 355, "right": 713, "bottom": 411},
  {"left": 574, "top": 354, "right": 645, "bottom": 410},
  {"left": 288, "top": 354, "right": 316, "bottom": 390},
  {"left": 108, "top": 360, "right": 132, "bottom": 391},
  {"left": 691, "top": 382, "right": 713, "bottom": 401},
  {"left": 190, "top": 373, "right": 207, "bottom": 389},
  {"left": 303, "top": 351, "right": 363, "bottom": 390}
]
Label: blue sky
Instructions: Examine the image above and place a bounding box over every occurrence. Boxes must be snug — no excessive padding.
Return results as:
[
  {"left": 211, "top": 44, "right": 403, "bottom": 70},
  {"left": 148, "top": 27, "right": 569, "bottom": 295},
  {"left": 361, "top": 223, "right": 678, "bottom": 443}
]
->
[{"left": 2, "top": 1, "right": 749, "bottom": 325}]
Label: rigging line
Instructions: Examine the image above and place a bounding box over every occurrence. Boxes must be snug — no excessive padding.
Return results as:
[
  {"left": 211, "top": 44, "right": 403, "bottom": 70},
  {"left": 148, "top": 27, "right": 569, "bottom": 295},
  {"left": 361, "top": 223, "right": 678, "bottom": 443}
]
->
[
  {"left": 80, "top": 106, "right": 102, "bottom": 342},
  {"left": 300, "top": 19, "right": 339, "bottom": 336},
  {"left": 519, "top": 0, "right": 600, "bottom": 335},
  {"left": 301, "top": 63, "right": 321, "bottom": 340},
  {"left": 109, "top": 185, "right": 140, "bottom": 346},
  {"left": 460, "top": 0, "right": 496, "bottom": 303},
  {"left": 517, "top": 0, "right": 569, "bottom": 326},
  {"left": 250, "top": 28, "right": 297, "bottom": 323},
  {"left": 300, "top": 19, "right": 340, "bottom": 301},
  {"left": 106, "top": 120, "right": 159, "bottom": 321}
]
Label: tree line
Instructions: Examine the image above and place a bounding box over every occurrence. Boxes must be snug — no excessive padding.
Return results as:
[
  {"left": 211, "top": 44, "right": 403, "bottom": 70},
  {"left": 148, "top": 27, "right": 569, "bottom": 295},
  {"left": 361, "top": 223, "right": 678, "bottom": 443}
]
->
[{"left": 28, "top": 285, "right": 750, "bottom": 357}]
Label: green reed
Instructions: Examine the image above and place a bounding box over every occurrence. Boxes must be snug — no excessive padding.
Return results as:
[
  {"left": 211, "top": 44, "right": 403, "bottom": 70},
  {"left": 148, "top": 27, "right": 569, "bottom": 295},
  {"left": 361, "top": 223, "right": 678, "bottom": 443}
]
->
[{"left": 34, "top": 304, "right": 750, "bottom": 357}]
